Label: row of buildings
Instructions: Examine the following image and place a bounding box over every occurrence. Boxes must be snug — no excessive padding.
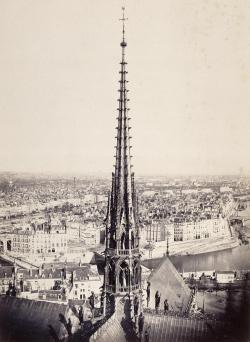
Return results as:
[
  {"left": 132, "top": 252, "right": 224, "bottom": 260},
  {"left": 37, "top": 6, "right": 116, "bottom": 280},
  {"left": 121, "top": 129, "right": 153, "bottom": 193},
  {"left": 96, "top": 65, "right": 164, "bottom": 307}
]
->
[
  {"left": 142, "top": 193, "right": 236, "bottom": 243},
  {"left": 0, "top": 217, "right": 68, "bottom": 256},
  {"left": 143, "top": 216, "right": 232, "bottom": 243},
  {"left": 0, "top": 217, "right": 103, "bottom": 259},
  {"left": 0, "top": 261, "right": 102, "bottom": 304},
  {"left": 0, "top": 206, "right": 234, "bottom": 261}
]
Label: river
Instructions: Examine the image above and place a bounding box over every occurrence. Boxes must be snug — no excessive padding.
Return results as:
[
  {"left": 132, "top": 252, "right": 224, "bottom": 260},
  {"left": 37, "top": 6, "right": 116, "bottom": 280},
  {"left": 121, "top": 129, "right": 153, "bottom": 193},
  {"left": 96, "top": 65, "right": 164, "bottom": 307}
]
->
[
  {"left": 143, "top": 201, "right": 250, "bottom": 272},
  {"left": 142, "top": 244, "right": 250, "bottom": 272}
]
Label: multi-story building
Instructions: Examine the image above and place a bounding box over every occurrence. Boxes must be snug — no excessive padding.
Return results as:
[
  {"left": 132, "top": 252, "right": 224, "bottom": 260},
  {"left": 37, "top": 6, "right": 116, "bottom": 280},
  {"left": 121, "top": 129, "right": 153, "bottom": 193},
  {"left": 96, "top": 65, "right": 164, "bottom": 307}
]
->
[
  {"left": 31, "top": 218, "right": 67, "bottom": 255},
  {"left": 81, "top": 227, "right": 100, "bottom": 247},
  {"left": 10, "top": 217, "right": 68, "bottom": 256},
  {"left": 172, "top": 217, "right": 231, "bottom": 242},
  {"left": 144, "top": 220, "right": 169, "bottom": 242},
  {"left": 16, "top": 266, "right": 62, "bottom": 293},
  {"left": 67, "top": 220, "right": 101, "bottom": 247},
  {"left": 0, "top": 263, "right": 102, "bottom": 304},
  {"left": 68, "top": 265, "right": 102, "bottom": 301},
  {"left": 143, "top": 216, "right": 231, "bottom": 243},
  {"left": 0, "top": 232, "right": 13, "bottom": 253}
]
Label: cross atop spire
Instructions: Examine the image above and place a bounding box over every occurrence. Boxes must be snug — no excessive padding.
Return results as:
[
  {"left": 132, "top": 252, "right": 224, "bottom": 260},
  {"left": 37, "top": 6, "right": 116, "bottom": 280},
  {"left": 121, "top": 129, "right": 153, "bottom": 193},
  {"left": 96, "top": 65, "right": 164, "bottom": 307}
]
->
[{"left": 119, "top": 7, "right": 128, "bottom": 46}]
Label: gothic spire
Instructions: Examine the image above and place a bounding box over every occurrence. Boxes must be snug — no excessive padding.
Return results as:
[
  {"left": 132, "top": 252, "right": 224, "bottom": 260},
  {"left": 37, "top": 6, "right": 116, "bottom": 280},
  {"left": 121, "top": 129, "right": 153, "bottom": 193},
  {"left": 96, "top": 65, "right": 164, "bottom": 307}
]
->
[
  {"left": 107, "top": 7, "right": 139, "bottom": 251},
  {"left": 103, "top": 9, "right": 142, "bottom": 319}
]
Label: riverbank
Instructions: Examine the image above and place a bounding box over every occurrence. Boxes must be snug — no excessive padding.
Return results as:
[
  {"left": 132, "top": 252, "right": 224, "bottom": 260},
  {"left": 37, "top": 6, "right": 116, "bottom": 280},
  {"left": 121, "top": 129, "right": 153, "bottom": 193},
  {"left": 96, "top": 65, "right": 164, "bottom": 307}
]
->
[
  {"left": 142, "top": 244, "right": 250, "bottom": 274},
  {"left": 141, "top": 236, "right": 239, "bottom": 259}
]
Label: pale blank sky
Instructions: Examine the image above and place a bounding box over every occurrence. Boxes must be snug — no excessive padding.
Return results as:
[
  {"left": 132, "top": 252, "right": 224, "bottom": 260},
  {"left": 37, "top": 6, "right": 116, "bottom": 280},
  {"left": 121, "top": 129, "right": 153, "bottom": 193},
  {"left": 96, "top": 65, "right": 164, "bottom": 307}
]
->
[{"left": 0, "top": 0, "right": 249, "bottom": 176}]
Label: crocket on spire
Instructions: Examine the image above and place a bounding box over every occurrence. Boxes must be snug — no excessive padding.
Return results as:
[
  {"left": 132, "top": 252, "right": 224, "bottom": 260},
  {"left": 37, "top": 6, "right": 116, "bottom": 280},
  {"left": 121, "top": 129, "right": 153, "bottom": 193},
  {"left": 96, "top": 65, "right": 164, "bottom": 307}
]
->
[{"left": 107, "top": 7, "right": 139, "bottom": 252}]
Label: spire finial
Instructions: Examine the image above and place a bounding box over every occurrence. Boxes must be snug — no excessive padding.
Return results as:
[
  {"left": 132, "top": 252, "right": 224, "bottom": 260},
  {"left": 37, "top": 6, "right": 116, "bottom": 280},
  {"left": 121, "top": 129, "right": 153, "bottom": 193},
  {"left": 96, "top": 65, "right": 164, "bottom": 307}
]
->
[{"left": 119, "top": 7, "right": 128, "bottom": 46}]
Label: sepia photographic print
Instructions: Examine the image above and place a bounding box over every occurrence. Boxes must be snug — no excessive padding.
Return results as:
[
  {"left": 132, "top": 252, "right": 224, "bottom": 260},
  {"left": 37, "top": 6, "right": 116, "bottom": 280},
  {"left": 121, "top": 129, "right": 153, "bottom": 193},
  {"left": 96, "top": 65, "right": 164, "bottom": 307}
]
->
[{"left": 0, "top": 1, "right": 249, "bottom": 341}]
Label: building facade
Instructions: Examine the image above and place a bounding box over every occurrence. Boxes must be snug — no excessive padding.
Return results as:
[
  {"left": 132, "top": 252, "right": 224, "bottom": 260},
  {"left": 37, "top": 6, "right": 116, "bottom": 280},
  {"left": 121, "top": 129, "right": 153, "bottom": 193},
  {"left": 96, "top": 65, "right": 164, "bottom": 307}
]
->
[
  {"left": 144, "top": 216, "right": 231, "bottom": 243},
  {"left": 10, "top": 217, "right": 68, "bottom": 256}
]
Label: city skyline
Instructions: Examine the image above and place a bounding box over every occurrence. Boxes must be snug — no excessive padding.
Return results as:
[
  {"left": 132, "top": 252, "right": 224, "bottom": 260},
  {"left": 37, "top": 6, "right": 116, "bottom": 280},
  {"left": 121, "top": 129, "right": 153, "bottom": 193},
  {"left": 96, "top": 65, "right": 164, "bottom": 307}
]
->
[
  {"left": 0, "top": 4, "right": 250, "bottom": 341},
  {"left": 0, "top": 0, "right": 249, "bottom": 176}
]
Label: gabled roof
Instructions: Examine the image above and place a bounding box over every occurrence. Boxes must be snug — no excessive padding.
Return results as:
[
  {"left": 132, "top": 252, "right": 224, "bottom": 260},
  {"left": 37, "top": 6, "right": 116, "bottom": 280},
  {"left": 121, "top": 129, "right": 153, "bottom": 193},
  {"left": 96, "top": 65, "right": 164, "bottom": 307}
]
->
[
  {"left": 16, "top": 268, "right": 62, "bottom": 279},
  {"left": 147, "top": 256, "right": 191, "bottom": 313}
]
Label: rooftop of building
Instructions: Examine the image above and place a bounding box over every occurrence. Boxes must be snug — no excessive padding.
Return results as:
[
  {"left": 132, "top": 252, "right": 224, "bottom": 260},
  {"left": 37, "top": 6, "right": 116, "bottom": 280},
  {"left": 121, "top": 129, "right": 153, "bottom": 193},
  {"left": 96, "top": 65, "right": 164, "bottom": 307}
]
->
[{"left": 147, "top": 256, "right": 191, "bottom": 313}]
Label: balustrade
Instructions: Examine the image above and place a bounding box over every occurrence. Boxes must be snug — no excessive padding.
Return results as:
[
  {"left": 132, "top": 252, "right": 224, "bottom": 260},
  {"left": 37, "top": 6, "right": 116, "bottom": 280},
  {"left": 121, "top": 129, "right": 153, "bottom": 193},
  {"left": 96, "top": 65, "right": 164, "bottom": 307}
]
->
[
  {"left": 107, "top": 247, "right": 139, "bottom": 256},
  {"left": 118, "top": 284, "right": 139, "bottom": 292},
  {"left": 106, "top": 284, "right": 139, "bottom": 293},
  {"left": 106, "top": 284, "right": 115, "bottom": 292}
]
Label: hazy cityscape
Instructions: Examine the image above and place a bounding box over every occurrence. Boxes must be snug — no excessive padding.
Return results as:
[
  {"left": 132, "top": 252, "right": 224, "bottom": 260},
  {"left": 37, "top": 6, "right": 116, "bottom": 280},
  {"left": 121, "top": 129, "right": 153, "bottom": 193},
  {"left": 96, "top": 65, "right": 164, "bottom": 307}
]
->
[
  {"left": 0, "top": 1, "right": 250, "bottom": 342},
  {"left": 0, "top": 171, "right": 250, "bottom": 341}
]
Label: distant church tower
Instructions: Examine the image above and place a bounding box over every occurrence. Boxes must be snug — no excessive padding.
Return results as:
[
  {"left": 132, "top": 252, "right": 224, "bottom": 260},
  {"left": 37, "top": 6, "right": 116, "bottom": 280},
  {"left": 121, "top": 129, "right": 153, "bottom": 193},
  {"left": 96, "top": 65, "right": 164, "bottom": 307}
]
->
[{"left": 103, "top": 8, "right": 142, "bottom": 324}]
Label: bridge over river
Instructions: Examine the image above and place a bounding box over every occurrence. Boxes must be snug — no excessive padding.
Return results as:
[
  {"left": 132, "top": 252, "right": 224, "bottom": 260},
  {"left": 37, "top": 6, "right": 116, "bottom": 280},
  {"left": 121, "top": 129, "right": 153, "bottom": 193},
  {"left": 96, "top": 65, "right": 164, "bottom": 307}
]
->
[{"left": 0, "top": 253, "right": 39, "bottom": 269}]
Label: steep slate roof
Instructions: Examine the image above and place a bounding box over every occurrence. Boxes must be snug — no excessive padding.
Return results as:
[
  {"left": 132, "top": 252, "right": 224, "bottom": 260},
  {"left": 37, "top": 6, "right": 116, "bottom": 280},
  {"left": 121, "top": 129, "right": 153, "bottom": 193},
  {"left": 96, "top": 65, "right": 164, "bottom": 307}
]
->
[
  {"left": 92, "top": 303, "right": 223, "bottom": 342},
  {"left": 15, "top": 267, "right": 62, "bottom": 280},
  {"left": 93, "top": 296, "right": 138, "bottom": 342},
  {"left": 143, "top": 313, "right": 221, "bottom": 342},
  {"left": 0, "top": 296, "right": 68, "bottom": 342},
  {"left": 11, "top": 265, "right": 96, "bottom": 281},
  {"left": 147, "top": 256, "right": 191, "bottom": 313},
  {"left": 0, "top": 266, "right": 13, "bottom": 278}
]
